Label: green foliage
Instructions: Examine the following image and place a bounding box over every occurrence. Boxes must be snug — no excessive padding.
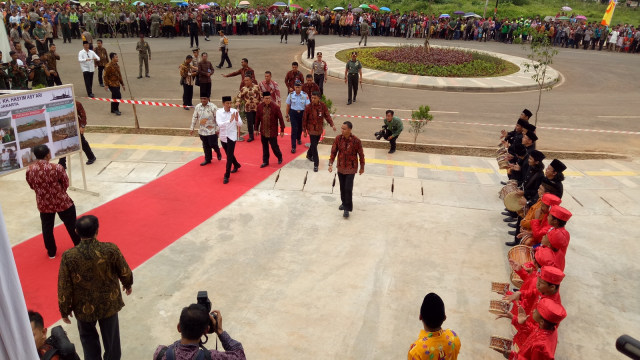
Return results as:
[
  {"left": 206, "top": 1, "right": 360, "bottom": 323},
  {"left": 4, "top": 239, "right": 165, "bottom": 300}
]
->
[
  {"left": 522, "top": 30, "right": 558, "bottom": 126},
  {"left": 409, "top": 105, "right": 433, "bottom": 145},
  {"left": 513, "top": 37, "right": 523, "bottom": 44},
  {"left": 321, "top": 94, "right": 336, "bottom": 115},
  {"left": 336, "top": 47, "right": 518, "bottom": 78}
]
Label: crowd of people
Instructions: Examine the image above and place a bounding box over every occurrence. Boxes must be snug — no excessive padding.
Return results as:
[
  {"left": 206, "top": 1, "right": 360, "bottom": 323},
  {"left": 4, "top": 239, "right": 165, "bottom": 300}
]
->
[{"left": 486, "top": 108, "right": 574, "bottom": 359}]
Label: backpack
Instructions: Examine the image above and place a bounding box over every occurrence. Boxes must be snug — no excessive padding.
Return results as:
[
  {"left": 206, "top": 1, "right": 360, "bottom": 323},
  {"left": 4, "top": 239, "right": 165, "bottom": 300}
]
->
[
  {"left": 42, "top": 326, "right": 81, "bottom": 360},
  {"left": 156, "top": 344, "right": 212, "bottom": 360}
]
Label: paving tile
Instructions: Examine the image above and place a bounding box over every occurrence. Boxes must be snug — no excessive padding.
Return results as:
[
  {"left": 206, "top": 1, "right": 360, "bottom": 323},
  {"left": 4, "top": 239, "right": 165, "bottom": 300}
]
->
[
  {"left": 127, "top": 163, "right": 166, "bottom": 182},
  {"left": 304, "top": 170, "right": 336, "bottom": 194},
  {"left": 392, "top": 177, "right": 423, "bottom": 202},
  {"left": 357, "top": 174, "right": 392, "bottom": 198},
  {"left": 274, "top": 168, "right": 308, "bottom": 191}
]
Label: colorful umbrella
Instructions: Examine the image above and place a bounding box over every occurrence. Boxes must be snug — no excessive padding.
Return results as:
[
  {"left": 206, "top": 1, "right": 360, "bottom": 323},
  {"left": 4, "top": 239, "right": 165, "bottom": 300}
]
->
[
  {"left": 289, "top": 3, "right": 303, "bottom": 10},
  {"left": 207, "top": 2, "right": 219, "bottom": 5},
  {"left": 359, "top": 4, "right": 369, "bottom": 8},
  {"left": 177, "top": 2, "right": 188, "bottom": 6},
  {"left": 561, "top": 6, "right": 572, "bottom": 11},
  {"left": 333, "top": 6, "right": 344, "bottom": 10},
  {"left": 239, "top": 0, "right": 250, "bottom": 5},
  {"left": 273, "top": 1, "right": 286, "bottom": 6},
  {"left": 454, "top": 10, "right": 465, "bottom": 15},
  {"left": 132, "top": 1, "right": 145, "bottom": 5},
  {"left": 439, "top": 14, "right": 450, "bottom": 18},
  {"left": 368, "top": 4, "right": 379, "bottom": 11},
  {"left": 198, "top": 4, "right": 209, "bottom": 9},
  {"left": 380, "top": 6, "right": 390, "bottom": 11},
  {"left": 557, "top": 16, "right": 570, "bottom": 20},
  {"left": 352, "top": 7, "right": 363, "bottom": 12},
  {"left": 575, "top": 15, "right": 587, "bottom": 20}
]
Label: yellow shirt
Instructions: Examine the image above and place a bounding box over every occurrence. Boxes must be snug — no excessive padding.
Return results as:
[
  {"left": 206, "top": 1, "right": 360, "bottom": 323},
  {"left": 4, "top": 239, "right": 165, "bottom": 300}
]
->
[{"left": 408, "top": 329, "right": 461, "bottom": 360}]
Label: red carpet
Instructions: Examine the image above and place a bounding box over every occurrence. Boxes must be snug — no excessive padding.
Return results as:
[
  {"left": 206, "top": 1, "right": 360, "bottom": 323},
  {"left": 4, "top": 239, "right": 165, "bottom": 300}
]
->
[{"left": 12, "top": 132, "right": 302, "bottom": 327}]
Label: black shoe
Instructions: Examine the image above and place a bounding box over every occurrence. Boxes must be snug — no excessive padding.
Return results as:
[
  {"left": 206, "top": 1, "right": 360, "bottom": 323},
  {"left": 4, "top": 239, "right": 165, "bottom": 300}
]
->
[
  {"left": 114, "top": 111, "right": 122, "bottom": 116},
  {"left": 223, "top": 177, "right": 229, "bottom": 184},
  {"left": 99, "top": 83, "right": 104, "bottom": 87},
  {"left": 260, "top": 163, "right": 269, "bottom": 168},
  {"left": 137, "top": 76, "right": 143, "bottom": 79},
  {"left": 86, "top": 157, "right": 96, "bottom": 165},
  {"left": 226, "top": 65, "right": 233, "bottom": 68},
  {"left": 145, "top": 75, "right": 150, "bottom": 78},
  {"left": 388, "top": 149, "right": 396, "bottom": 154},
  {"left": 343, "top": 210, "right": 350, "bottom": 218},
  {"left": 313, "top": 166, "right": 318, "bottom": 172},
  {"left": 500, "top": 181, "right": 507, "bottom": 185},
  {"left": 501, "top": 211, "right": 512, "bottom": 216},
  {"left": 306, "top": 155, "right": 313, "bottom": 161},
  {"left": 200, "top": 160, "right": 211, "bottom": 166},
  {"left": 505, "top": 240, "right": 520, "bottom": 246},
  {"left": 347, "top": 101, "right": 352, "bottom": 105},
  {"left": 278, "top": 158, "right": 283, "bottom": 164},
  {"left": 297, "top": 140, "right": 302, "bottom": 145},
  {"left": 508, "top": 223, "right": 518, "bottom": 228},
  {"left": 503, "top": 217, "right": 517, "bottom": 222},
  {"left": 89, "top": 93, "right": 95, "bottom": 98},
  {"left": 217, "top": 154, "right": 222, "bottom": 160},
  {"left": 508, "top": 231, "right": 517, "bottom": 236},
  {"left": 353, "top": 98, "right": 356, "bottom": 103},
  {"left": 339, "top": 204, "right": 344, "bottom": 210},
  {"left": 247, "top": 138, "right": 254, "bottom": 143},
  {"left": 291, "top": 148, "right": 296, "bottom": 153},
  {"left": 231, "top": 164, "right": 241, "bottom": 173}
]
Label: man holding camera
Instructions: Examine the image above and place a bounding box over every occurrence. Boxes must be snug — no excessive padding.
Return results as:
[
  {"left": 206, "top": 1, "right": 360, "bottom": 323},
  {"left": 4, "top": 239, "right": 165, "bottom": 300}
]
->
[
  {"left": 376, "top": 110, "right": 403, "bottom": 154},
  {"left": 153, "top": 304, "right": 245, "bottom": 360}
]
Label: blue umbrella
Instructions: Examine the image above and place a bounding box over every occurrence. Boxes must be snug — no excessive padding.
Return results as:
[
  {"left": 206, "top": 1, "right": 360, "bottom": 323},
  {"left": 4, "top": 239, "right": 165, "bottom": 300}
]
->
[
  {"left": 132, "top": 0, "right": 145, "bottom": 5},
  {"left": 273, "top": 1, "right": 286, "bottom": 5},
  {"left": 439, "top": 14, "right": 450, "bottom": 18},
  {"left": 207, "top": 2, "right": 219, "bottom": 5},
  {"left": 380, "top": 6, "right": 390, "bottom": 11},
  {"left": 177, "top": 2, "right": 188, "bottom": 6}
]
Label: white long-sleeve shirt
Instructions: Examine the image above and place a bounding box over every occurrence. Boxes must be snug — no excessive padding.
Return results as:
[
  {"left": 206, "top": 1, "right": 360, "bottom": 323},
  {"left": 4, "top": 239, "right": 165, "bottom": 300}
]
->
[
  {"left": 78, "top": 49, "right": 100, "bottom": 72},
  {"left": 216, "top": 107, "right": 243, "bottom": 142}
]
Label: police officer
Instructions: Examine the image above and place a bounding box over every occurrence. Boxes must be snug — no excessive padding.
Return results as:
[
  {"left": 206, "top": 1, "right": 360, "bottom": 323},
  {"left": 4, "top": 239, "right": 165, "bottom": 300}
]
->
[
  {"left": 136, "top": 33, "right": 151, "bottom": 78},
  {"left": 344, "top": 51, "right": 362, "bottom": 105}
]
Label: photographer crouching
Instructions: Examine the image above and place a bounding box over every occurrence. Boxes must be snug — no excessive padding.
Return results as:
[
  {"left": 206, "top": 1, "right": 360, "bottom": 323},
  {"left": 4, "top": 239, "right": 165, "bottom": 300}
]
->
[
  {"left": 375, "top": 110, "right": 404, "bottom": 154},
  {"left": 154, "top": 293, "right": 245, "bottom": 360}
]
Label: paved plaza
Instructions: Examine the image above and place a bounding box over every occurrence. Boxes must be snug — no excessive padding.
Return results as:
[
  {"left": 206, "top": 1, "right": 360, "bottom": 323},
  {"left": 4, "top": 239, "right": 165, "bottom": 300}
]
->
[{"left": 2, "top": 33, "right": 640, "bottom": 359}]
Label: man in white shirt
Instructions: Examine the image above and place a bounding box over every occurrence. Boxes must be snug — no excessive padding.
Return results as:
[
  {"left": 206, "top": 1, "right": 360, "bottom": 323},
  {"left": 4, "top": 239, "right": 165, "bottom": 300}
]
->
[
  {"left": 190, "top": 96, "right": 222, "bottom": 166},
  {"left": 216, "top": 96, "right": 243, "bottom": 184},
  {"left": 77, "top": 41, "right": 100, "bottom": 97}
]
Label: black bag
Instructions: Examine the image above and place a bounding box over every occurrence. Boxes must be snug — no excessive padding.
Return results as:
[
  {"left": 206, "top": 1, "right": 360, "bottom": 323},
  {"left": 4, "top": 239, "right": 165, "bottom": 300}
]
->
[{"left": 42, "top": 326, "right": 81, "bottom": 360}]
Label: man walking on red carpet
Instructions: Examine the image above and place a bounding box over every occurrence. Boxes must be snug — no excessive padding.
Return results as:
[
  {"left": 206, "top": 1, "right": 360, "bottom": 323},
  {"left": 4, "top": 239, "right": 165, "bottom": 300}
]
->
[
  {"left": 26, "top": 144, "right": 80, "bottom": 259},
  {"left": 216, "top": 96, "right": 242, "bottom": 184},
  {"left": 328, "top": 121, "right": 365, "bottom": 218},
  {"left": 255, "top": 91, "right": 285, "bottom": 168}
]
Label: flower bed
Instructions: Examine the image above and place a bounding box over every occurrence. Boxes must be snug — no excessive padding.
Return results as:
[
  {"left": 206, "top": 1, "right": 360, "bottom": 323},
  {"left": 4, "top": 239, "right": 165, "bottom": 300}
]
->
[{"left": 336, "top": 46, "right": 519, "bottom": 77}]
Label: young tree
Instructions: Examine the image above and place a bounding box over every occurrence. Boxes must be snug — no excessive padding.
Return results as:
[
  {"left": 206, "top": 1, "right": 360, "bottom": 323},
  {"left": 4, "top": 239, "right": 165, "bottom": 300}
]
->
[
  {"left": 522, "top": 30, "right": 559, "bottom": 126},
  {"left": 410, "top": 105, "right": 433, "bottom": 145}
]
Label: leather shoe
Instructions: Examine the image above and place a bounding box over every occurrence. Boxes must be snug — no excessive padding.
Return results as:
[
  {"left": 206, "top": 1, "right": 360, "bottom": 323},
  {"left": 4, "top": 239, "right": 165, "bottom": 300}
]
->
[
  {"left": 200, "top": 160, "right": 211, "bottom": 166},
  {"left": 278, "top": 158, "right": 283, "bottom": 164},
  {"left": 339, "top": 204, "right": 344, "bottom": 210},
  {"left": 505, "top": 240, "right": 520, "bottom": 246},
  {"left": 217, "top": 154, "right": 222, "bottom": 160},
  {"left": 114, "top": 111, "right": 122, "bottom": 116},
  {"left": 291, "top": 148, "right": 296, "bottom": 153},
  {"left": 500, "top": 181, "right": 507, "bottom": 185},
  {"left": 247, "top": 138, "right": 254, "bottom": 143},
  {"left": 260, "top": 163, "right": 269, "bottom": 168},
  {"left": 231, "top": 166, "right": 240, "bottom": 173},
  {"left": 347, "top": 101, "right": 352, "bottom": 105},
  {"left": 89, "top": 93, "right": 95, "bottom": 98},
  {"left": 223, "top": 177, "right": 229, "bottom": 184},
  {"left": 388, "top": 149, "right": 396, "bottom": 154},
  {"left": 86, "top": 157, "right": 96, "bottom": 165},
  {"left": 507, "top": 223, "right": 518, "bottom": 228},
  {"left": 313, "top": 166, "right": 318, "bottom": 172},
  {"left": 216, "top": 65, "right": 222, "bottom": 69},
  {"left": 137, "top": 76, "right": 143, "bottom": 79},
  {"left": 343, "top": 210, "right": 349, "bottom": 218},
  {"left": 297, "top": 140, "right": 302, "bottom": 145},
  {"left": 508, "top": 230, "right": 516, "bottom": 236},
  {"left": 145, "top": 75, "right": 150, "bottom": 78},
  {"left": 501, "top": 211, "right": 512, "bottom": 216},
  {"left": 503, "top": 217, "right": 517, "bottom": 222}
]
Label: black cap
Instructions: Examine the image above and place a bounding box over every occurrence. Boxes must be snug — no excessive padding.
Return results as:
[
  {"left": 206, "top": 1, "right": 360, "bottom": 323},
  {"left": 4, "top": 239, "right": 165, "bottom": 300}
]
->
[
  {"left": 516, "top": 118, "right": 528, "bottom": 127},
  {"left": 514, "top": 143, "right": 527, "bottom": 156},
  {"left": 523, "top": 122, "right": 537, "bottom": 132},
  {"left": 550, "top": 159, "right": 567, "bottom": 173},
  {"left": 530, "top": 150, "right": 546, "bottom": 162},
  {"left": 262, "top": 91, "right": 271, "bottom": 96},
  {"left": 222, "top": 96, "right": 232, "bottom": 102},
  {"left": 523, "top": 109, "right": 533, "bottom": 118},
  {"left": 525, "top": 131, "right": 538, "bottom": 142}
]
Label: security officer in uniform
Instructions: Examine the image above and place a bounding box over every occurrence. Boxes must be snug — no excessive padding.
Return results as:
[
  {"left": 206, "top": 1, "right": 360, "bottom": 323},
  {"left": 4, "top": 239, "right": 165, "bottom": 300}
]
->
[
  {"left": 344, "top": 51, "right": 362, "bottom": 105},
  {"left": 136, "top": 33, "right": 151, "bottom": 78},
  {"left": 150, "top": 11, "right": 161, "bottom": 38}
]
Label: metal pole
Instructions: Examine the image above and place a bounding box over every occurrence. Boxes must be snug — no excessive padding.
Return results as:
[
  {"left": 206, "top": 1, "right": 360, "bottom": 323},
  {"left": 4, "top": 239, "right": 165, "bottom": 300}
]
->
[
  {"left": 483, "top": 0, "right": 489, "bottom": 18},
  {"left": 494, "top": 0, "right": 499, "bottom": 18}
]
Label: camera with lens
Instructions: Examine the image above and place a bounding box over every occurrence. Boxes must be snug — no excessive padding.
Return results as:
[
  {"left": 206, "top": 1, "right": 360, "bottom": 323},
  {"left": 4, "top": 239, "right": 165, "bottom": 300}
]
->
[
  {"left": 374, "top": 124, "right": 388, "bottom": 140},
  {"left": 197, "top": 291, "right": 217, "bottom": 334}
]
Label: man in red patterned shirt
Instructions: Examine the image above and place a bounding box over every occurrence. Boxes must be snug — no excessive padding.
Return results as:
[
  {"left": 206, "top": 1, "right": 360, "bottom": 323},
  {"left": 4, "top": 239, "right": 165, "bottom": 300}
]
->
[
  {"left": 26, "top": 144, "right": 80, "bottom": 258},
  {"left": 328, "top": 121, "right": 365, "bottom": 218}
]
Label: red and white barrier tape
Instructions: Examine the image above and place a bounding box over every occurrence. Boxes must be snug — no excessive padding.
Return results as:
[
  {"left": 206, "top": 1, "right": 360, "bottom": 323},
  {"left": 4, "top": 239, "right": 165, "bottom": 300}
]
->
[{"left": 83, "top": 97, "right": 640, "bottom": 135}]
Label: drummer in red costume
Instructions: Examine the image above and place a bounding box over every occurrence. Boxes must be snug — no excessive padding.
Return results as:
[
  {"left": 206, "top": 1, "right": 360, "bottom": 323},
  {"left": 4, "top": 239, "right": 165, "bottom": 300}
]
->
[
  {"left": 518, "top": 192, "right": 562, "bottom": 246},
  {"left": 503, "top": 298, "right": 567, "bottom": 359}
]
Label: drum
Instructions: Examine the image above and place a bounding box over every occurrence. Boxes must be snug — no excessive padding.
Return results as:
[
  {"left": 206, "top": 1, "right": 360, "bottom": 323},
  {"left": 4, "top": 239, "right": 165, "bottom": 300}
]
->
[
  {"left": 508, "top": 245, "right": 534, "bottom": 288},
  {"left": 497, "top": 154, "right": 510, "bottom": 169},
  {"left": 504, "top": 191, "right": 524, "bottom": 215},
  {"left": 491, "top": 282, "right": 510, "bottom": 295},
  {"left": 499, "top": 180, "right": 518, "bottom": 200},
  {"left": 489, "top": 300, "right": 510, "bottom": 315},
  {"left": 496, "top": 146, "right": 508, "bottom": 155},
  {"left": 490, "top": 336, "right": 513, "bottom": 353}
]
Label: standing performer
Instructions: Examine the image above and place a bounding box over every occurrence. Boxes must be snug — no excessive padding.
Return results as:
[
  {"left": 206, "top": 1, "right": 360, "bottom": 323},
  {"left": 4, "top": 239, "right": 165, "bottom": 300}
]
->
[
  {"left": 303, "top": 91, "right": 336, "bottom": 172},
  {"left": 216, "top": 96, "right": 242, "bottom": 184},
  {"left": 344, "top": 51, "right": 362, "bottom": 105},
  {"left": 255, "top": 92, "right": 285, "bottom": 168},
  {"left": 190, "top": 96, "right": 222, "bottom": 166},
  {"left": 328, "top": 121, "right": 365, "bottom": 218}
]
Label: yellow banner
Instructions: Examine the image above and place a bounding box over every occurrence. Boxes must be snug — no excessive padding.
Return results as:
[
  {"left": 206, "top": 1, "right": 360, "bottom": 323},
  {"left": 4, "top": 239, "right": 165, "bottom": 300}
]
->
[{"left": 601, "top": 0, "right": 616, "bottom": 26}]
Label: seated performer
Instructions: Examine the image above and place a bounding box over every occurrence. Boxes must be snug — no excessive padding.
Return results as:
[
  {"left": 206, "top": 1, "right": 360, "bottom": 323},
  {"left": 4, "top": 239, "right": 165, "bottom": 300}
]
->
[
  {"left": 544, "top": 159, "right": 566, "bottom": 198},
  {"left": 540, "top": 206, "right": 572, "bottom": 271},
  {"left": 515, "top": 191, "right": 562, "bottom": 247}
]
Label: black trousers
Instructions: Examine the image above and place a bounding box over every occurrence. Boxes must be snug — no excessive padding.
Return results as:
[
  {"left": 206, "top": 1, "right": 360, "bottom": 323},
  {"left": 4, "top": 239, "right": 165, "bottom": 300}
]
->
[
  {"left": 77, "top": 313, "right": 121, "bottom": 360},
  {"left": 200, "top": 82, "right": 211, "bottom": 98},
  {"left": 261, "top": 136, "right": 283, "bottom": 164},
  {"left": 83, "top": 71, "right": 94, "bottom": 96},
  {"left": 313, "top": 73, "right": 324, "bottom": 95},
  {"left": 109, "top": 86, "right": 121, "bottom": 112},
  {"left": 58, "top": 134, "right": 96, "bottom": 167},
  {"left": 182, "top": 84, "right": 193, "bottom": 106},
  {"left": 221, "top": 139, "right": 240, "bottom": 178},
  {"left": 218, "top": 49, "right": 231, "bottom": 67},
  {"left": 40, "top": 204, "right": 80, "bottom": 257},
  {"left": 190, "top": 33, "right": 199, "bottom": 48},
  {"left": 245, "top": 111, "right": 256, "bottom": 139},
  {"left": 307, "top": 39, "right": 315, "bottom": 58},
  {"left": 280, "top": 27, "right": 288, "bottom": 42},
  {"left": 337, "top": 172, "right": 355, "bottom": 211},
  {"left": 289, "top": 110, "right": 303, "bottom": 149},
  {"left": 308, "top": 134, "right": 321, "bottom": 166},
  {"left": 47, "top": 72, "right": 63, "bottom": 86},
  {"left": 382, "top": 129, "right": 396, "bottom": 151},
  {"left": 199, "top": 134, "right": 221, "bottom": 161},
  {"left": 347, "top": 74, "right": 359, "bottom": 102},
  {"left": 97, "top": 66, "right": 105, "bottom": 86}
]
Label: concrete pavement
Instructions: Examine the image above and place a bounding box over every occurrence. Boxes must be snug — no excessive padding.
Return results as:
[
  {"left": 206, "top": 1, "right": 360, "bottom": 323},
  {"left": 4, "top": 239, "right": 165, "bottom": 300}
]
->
[
  {"left": 300, "top": 43, "right": 561, "bottom": 92},
  {"left": 2, "top": 133, "right": 639, "bottom": 359}
]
